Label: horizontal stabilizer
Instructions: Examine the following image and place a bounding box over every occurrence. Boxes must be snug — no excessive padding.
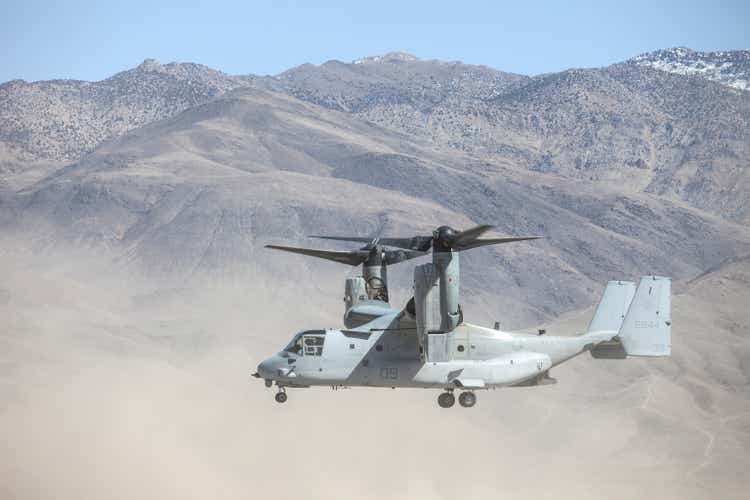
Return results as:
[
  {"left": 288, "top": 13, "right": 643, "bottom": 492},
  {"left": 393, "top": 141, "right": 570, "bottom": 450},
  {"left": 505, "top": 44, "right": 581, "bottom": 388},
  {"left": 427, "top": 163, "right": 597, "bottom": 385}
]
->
[
  {"left": 618, "top": 276, "right": 671, "bottom": 357},
  {"left": 589, "top": 340, "right": 627, "bottom": 359}
]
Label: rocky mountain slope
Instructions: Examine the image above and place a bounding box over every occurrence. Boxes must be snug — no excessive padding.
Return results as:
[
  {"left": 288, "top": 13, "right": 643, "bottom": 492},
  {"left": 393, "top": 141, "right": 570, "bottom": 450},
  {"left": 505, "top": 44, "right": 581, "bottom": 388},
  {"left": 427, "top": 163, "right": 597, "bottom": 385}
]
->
[
  {"left": 1, "top": 50, "right": 749, "bottom": 325},
  {"left": 0, "top": 59, "right": 248, "bottom": 168},
  {"left": 268, "top": 55, "right": 750, "bottom": 223},
  {"left": 629, "top": 47, "right": 750, "bottom": 91},
  {"left": 3, "top": 50, "right": 749, "bottom": 222},
  {"left": 264, "top": 51, "right": 528, "bottom": 112},
  {"left": 5, "top": 86, "right": 750, "bottom": 328}
]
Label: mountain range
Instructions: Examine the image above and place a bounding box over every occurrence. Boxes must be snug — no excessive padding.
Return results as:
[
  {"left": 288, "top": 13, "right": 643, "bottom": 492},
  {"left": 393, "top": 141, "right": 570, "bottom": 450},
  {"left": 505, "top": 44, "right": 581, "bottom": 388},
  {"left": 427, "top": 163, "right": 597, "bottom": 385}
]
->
[
  {"left": 631, "top": 47, "right": 750, "bottom": 91},
  {"left": 1, "top": 47, "right": 750, "bottom": 499},
  {"left": 1, "top": 48, "right": 749, "bottom": 328}
]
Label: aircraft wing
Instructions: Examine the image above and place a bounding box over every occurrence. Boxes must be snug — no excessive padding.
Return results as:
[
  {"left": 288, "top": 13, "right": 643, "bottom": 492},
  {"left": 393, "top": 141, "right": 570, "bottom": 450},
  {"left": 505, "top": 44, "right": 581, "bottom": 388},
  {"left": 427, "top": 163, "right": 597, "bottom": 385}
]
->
[{"left": 265, "top": 245, "right": 365, "bottom": 266}]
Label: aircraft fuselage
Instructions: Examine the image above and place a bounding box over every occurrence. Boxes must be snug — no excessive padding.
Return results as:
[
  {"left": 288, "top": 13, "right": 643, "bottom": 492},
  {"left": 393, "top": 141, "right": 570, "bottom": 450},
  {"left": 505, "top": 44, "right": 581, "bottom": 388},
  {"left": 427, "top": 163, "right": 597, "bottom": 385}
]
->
[{"left": 256, "top": 313, "right": 616, "bottom": 390}]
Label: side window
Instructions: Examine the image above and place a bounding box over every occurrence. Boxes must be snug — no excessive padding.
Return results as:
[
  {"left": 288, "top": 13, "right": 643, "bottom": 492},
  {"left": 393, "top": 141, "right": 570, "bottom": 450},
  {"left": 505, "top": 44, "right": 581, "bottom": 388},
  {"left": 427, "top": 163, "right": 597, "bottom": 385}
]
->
[{"left": 303, "top": 335, "right": 325, "bottom": 356}]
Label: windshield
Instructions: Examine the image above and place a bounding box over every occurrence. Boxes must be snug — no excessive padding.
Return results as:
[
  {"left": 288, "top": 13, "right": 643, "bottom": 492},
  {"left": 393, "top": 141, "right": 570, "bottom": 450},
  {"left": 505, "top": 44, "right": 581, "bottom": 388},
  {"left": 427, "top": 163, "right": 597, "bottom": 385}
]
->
[{"left": 284, "top": 330, "right": 326, "bottom": 356}]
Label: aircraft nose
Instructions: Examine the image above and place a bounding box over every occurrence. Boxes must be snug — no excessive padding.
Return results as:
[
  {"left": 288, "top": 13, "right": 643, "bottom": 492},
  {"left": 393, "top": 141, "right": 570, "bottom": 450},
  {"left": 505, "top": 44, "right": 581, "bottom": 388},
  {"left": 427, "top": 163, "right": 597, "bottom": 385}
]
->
[{"left": 257, "top": 358, "right": 275, "bottom": 379}]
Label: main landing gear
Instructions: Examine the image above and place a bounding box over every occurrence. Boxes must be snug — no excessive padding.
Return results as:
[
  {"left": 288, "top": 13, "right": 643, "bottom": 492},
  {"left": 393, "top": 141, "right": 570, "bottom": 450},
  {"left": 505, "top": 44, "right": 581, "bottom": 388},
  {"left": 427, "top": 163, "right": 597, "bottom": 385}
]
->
[
  {"left": 437, "top": 390, "right": 476, "bottom": 408},
  {"left": 458, "top": 391, "right": 476, "bottom": 408},
  {"left": 437, "top": 391, "right": 455, "bottom": 408}
]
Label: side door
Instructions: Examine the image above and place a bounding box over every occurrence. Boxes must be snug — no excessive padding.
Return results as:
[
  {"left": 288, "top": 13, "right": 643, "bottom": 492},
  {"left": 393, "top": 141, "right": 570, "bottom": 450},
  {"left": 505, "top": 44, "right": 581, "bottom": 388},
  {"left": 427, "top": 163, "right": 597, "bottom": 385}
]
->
[{"left": 340, "top": 331, "right": 373, "bottom": 385}]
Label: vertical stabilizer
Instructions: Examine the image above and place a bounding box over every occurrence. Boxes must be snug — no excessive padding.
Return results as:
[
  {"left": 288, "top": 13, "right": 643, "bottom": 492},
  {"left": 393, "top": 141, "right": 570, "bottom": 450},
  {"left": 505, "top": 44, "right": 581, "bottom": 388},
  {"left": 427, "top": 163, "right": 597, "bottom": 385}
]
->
[
  {"left": 619, "top": 276, "right": 671, "bottom": 357},
  {"left": 588, "top": 280, "right": 636, "bottom": 333}
]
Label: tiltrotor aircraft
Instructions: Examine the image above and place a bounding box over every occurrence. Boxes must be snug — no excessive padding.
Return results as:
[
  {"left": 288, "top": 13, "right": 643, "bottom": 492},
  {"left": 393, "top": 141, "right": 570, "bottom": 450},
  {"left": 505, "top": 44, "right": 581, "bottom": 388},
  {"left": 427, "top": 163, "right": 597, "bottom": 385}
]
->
[{"left": 254, "top": 225, "right": 671, "bottom": 408}]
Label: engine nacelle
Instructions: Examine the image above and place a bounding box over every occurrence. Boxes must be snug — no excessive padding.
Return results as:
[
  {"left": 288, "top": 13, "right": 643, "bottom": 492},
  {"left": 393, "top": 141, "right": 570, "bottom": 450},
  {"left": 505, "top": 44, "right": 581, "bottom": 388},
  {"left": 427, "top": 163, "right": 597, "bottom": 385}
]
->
[
  {"left": 344, "top": 300, "right": 396, "bottom": 329},
  {"left": 434, "top": 251, "right": 460, "bottom": 331},
  {"left": 414, "top": 263, "right": 442, "bottom": 360},
  {"left": 363, "top": 263, "right": 388, "bottom": 302},
  {"left": 344, "top": 276, "right": 367, "bottom": 313}
]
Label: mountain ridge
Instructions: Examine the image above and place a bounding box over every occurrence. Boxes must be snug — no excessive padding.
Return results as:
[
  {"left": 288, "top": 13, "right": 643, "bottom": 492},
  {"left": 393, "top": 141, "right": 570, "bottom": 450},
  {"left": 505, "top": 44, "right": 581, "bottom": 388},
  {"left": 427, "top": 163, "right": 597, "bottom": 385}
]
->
[
  {"left": 5, "top": 85, "right": 749, "bottom": 327},
  {"left": 3, "top": 48, "right": 746, "bottom": 165},
  {"left": 1, "top": 49, "right": 749, "bottom": 327},
  {"left": 629, "top": 47, "right": 750, "bottom": 91}
]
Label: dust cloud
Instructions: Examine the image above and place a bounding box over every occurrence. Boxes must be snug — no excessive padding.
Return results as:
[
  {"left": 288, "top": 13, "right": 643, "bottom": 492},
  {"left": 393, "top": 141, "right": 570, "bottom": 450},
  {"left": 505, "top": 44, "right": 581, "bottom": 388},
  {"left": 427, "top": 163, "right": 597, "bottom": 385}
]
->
[{"left": 0, "top": 239, "right": 747, "bottom": 500}]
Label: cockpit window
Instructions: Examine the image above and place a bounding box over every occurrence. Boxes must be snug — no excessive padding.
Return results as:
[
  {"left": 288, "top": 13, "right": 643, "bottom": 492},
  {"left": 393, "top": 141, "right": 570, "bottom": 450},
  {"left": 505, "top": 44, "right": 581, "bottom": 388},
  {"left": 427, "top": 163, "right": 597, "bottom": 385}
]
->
[
  {"left": 285, "top": 337, "right": 303, "bottom": 355},
  {"left": 284, "top": 330, "right": 326, "bottom": 356},
  {"left": 303, "top": 335, "right": 325, "bottom": 356}
]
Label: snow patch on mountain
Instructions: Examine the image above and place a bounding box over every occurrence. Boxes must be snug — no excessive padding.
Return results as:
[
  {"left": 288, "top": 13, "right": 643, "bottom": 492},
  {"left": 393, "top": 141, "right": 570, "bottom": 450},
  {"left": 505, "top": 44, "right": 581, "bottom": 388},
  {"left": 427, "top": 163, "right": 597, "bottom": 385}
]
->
[
  {"left": 353, "top": 52, "right": 419, "bottom": 65},
  {"left": 630, "top": 47, "right": 750, "bottom": 91}
]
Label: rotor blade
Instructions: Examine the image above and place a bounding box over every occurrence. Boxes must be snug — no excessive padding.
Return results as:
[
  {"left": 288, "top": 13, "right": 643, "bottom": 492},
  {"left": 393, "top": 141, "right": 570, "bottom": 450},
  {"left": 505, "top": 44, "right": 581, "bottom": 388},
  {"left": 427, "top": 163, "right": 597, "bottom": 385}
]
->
[
  {"left": 309, "top": 235, "right": 373, "bottom": 244},
  {"left": 453, "top": 224, "right": 495, "bottom": 246},
  {"left": 311, "top": 235, "right": 433, "bottom": 252},
  {"left": 454, "top": 236, "right": 541, "bottom": 251},
  {"left": 383, "top": 249, "right": 428, "bottom": 265},
  {"left": 377, "top": 236, "right": 433, "bottom": 252},
  {"left": 265, "top": 245, "right": 366, "bottom": 266}
]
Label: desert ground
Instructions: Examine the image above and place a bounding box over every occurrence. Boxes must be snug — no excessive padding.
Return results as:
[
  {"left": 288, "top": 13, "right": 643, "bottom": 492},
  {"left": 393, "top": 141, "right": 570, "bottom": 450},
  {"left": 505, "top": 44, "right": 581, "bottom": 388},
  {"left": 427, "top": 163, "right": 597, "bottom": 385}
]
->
[{"left": 1, "top": 240, "right": 747, "bottom": 500}]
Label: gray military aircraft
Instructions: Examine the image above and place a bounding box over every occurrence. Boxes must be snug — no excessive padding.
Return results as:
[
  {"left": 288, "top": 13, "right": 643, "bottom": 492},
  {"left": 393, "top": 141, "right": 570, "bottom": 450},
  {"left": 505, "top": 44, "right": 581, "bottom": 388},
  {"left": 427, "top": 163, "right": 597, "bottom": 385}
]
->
[{"left": 254, "top": 225, "right": 671, "bottom": 407}]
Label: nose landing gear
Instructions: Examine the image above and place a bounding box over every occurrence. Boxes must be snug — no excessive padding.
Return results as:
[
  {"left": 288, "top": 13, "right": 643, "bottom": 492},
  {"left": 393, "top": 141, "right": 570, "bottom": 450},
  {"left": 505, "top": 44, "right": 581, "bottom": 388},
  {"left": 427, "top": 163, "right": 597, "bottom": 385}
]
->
[{"left": 274, "top": 388, "right": 287, "bottom": 403}]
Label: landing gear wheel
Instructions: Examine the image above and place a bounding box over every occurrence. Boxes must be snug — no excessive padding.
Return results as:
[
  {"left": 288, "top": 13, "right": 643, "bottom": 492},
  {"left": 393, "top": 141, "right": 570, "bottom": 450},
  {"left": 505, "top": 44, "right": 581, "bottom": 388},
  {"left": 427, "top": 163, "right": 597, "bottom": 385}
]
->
[
  {"left": 437, "top": 392, "right": 455, "bottom": 408},
  {"left": 275, "top": 391, "right": 288, "bottom": 403},
  {"left": 458, "top": 391, "right": 476, "bottom": 408}
]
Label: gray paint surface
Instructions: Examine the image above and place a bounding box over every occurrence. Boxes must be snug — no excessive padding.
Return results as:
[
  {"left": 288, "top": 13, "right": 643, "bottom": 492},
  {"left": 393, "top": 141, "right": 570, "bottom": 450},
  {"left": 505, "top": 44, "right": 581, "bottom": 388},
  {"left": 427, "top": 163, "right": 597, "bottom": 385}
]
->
[{"left": 257, "top": 276, "right": 671, "bottom": 395}]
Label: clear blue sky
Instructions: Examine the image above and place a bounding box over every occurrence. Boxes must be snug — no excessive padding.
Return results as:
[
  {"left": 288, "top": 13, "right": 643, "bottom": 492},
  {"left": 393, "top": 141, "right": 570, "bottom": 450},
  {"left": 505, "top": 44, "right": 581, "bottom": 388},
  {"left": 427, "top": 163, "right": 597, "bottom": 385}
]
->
[{"left": 2, "top": 0, "right": 748, "bottom": 83}]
